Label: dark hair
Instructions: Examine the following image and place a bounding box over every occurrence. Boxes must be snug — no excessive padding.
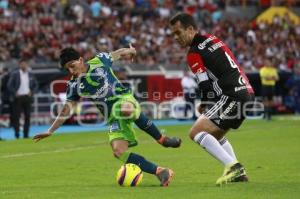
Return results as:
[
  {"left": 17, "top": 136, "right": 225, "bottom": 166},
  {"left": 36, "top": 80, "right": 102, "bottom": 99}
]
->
[
  {"left": 59, "top": 47, "right": 80, "bottom": 67},
  {"left": 19, "top": 57, "right": 29, "bottom": 63},
  {"left": 169, "top": 12, "right": 197, "bottom": 29}
]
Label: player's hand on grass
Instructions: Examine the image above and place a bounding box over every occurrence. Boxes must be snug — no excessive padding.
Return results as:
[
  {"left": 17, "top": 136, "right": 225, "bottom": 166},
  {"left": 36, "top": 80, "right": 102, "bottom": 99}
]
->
[{"left": 33, "top": 131, "right": 52, "bottom": 142}]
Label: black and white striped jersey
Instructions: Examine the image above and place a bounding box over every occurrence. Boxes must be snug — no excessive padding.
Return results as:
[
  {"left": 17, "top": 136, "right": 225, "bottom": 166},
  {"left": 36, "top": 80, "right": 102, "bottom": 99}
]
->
[{"left": 186, "top": 33, "right": 254, "bottom": 102}]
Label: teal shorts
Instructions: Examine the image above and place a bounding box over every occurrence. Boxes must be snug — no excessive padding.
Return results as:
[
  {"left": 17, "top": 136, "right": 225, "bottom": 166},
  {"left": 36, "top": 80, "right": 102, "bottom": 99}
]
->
[{"left": 108, "top": 94, "right": 141, "bottom": 147}]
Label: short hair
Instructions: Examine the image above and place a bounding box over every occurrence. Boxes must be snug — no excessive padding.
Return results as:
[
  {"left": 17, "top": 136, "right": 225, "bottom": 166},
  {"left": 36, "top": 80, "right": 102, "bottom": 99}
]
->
[
  {"left": 19, "top": 57, "right": 29, "bottom": 63},
  {"left": 59, "top": 47, "right": 80, "bottom": 67},
  {"left": 169, "top": 12, "right": 197, "bottom": 29}
]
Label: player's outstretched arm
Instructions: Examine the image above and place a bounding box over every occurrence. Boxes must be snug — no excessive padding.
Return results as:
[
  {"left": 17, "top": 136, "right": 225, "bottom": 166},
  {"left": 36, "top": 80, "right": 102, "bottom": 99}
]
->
[
  {"left": 110, "top": 43, "right": 136, "bottom": 61},
  {"left": 33, "top": 101, "right": 76, "bottom": 142}
]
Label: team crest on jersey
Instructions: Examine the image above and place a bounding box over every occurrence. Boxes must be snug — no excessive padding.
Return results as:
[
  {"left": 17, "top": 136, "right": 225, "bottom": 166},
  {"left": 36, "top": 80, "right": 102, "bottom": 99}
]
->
[
  {"left": 79, "top": 83, "right": 85, "bottom": 89},
  {"left": 238, "top": 76, "right": 246, "bottom": 85},
  {"left": 110, "top": 121, "right": 120, "bottom": 132},
  {"left": 235, "top": 76, "right": 249, "bottom": 92}
]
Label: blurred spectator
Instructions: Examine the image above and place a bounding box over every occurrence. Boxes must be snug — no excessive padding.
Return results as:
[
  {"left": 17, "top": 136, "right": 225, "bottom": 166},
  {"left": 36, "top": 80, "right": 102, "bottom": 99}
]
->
[
  {"left": 97, "top": 38, "right": 109, "bottom": 52},
  {"left": 259, "top": 59, "right": 279, "bottom": 120},
  {"left": 90, "top": 0, "right": 101, "bottom": 18},
  {"left": 0, "top": 67, "right": 12, "bottom": 126},
  {"left": 113, "top": 66, "right": 128, "bottom": 81},
  {"left": 285, "top": 61, "right": 300, "bottom": 114},
  {"left": 0, "top": 0, "right": 8, "bottom": 10},
  {"left": 7, "top": 58, "right": 38, "bottom": 139},
  {"left": 0, "top": 0, "right": 299, "bottom": 72},
  {"left": 72, "top": 1, "right": 84, "bottom": 24},
  {"left": 181, "top": 71, "right": 197, "bottom": 120}
]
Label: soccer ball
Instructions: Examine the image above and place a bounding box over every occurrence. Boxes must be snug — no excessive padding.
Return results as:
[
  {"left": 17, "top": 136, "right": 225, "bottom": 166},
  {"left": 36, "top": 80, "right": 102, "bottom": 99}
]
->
[{"left": 116, "top": 163, "right": 143, "bottom": 186}]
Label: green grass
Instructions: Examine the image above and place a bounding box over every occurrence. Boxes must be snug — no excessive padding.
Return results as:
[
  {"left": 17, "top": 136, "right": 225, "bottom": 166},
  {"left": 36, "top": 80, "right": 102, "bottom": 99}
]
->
[{"left": 1, "top": 119, "right": 300, "bottom": 199}]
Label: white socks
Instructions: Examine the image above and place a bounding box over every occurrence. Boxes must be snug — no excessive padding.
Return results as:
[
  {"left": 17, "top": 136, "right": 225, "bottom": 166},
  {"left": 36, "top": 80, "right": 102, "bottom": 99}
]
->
[
  {"left": 194, "top": 132, "right": 236, "bottom": 166},
  {"left": 219, "top": 137, "right": 237, "bottom": 161}
]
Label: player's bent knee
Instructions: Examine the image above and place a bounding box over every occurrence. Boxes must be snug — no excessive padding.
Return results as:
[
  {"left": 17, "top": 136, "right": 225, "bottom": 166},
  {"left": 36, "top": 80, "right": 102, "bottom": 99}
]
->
[
  {"left": 189, "top": 128, "right": 198, "bottom": 140},
  {"left": 189, "top": 132, "right": 195, "bottom": 140},
  {"left": 113, "top": 148, "right": 126, "bottom": 159},
  {"left": 121, "top": 102, "right": 135, "bottom": 117}
]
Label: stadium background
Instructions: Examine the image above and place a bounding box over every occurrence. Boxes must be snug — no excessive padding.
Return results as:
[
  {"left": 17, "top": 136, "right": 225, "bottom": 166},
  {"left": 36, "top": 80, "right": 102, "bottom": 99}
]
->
[
  {"left": 0, "top": 1, "right": 300, "bottom": 198},
  {"left": 1, "top": 0, "right": 300, "bottom": 129}
]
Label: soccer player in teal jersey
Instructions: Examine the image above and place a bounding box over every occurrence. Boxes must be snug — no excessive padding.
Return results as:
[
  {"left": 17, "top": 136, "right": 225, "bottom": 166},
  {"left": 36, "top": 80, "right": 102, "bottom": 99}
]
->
[{"left": 33, "top": 45, "right": 181, "bottom": 186}]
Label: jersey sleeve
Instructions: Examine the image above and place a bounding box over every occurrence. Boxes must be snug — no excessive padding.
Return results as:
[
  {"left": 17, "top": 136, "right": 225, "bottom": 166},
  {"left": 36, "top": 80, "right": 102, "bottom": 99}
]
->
[
  {"left": 186, "top": 50, "right": 214, "bottom": 104},
  {"left": 96, "top": 52, "right": 113, "bottom": 67},
  {"left": 186, "top": 52, "right": 209, "bottom": 84},
  {"left": 66, "top": 82, "right": 80, "bottom": 102}
]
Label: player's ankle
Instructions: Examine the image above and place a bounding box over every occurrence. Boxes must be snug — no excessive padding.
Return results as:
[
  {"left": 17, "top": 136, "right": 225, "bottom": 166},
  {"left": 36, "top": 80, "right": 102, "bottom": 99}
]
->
[
  {"left": 156, "top": 166, "right": 163, "bottom": 175},
  {"left": 225, "top": 160, "right": 239, "bottom": 168},
  {"left": 157, "top": 135, "right": 166, "bottom": 145}
]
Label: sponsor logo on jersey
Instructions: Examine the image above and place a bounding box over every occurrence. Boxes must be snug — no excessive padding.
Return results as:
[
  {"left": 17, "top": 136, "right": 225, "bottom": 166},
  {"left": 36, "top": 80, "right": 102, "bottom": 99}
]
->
[
  {"left": 109, "top": 121, "right": 120, "bottom": 132},
  {"left": 234, "top": 85, "right": 247, "bottom": 92},
  {"left": 91, "top": 69, "right": 110, "bottom": 98},
  {"left": 219, "top": 101, "right": 236, "bottom": 120},
  {"left": 198, "top": 35, "right": 216, "bottom": 50},
  {"left": 94, "top": 80, "right": 109, "bottom": 98},
  {"left": 208, "top": 41, "right": 224, "bottom": 52}
]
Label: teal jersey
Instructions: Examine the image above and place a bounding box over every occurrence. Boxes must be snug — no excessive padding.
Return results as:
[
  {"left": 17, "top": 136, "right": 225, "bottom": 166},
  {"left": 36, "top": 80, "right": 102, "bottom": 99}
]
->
[{"left": 66, "top": 52, "right": 131, "bottom": 116}]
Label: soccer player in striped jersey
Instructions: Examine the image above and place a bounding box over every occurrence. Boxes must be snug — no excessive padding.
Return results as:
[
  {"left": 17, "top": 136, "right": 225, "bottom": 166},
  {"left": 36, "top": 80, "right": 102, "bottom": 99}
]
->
[
  {"left": 169, "top": 13, "right": 255, "bottom": 185},
  {"left": 33, "top": 45, "right": 181, "bottom": 186}
]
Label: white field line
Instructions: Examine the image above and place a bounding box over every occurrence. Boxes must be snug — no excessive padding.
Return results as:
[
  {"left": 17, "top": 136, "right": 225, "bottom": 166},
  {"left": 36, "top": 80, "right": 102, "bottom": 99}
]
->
[
  {"left": 0, "top": 144, "right": 100, "bottom": 159},
  {"left": 0, "top": 140, "right": 157, "bottom": 159}
]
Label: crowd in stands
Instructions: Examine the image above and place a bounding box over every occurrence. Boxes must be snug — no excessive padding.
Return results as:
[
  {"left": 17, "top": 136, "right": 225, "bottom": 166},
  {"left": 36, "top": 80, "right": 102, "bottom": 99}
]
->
[{"left": 0, "top": 0, "right": 299, "bottom": 72}]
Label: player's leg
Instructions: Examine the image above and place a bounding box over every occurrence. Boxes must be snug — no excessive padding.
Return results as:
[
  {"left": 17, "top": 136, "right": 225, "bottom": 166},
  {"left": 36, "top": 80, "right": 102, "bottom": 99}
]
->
[
  {"left": 189, "top": 115, "right": 235, "bottom": 166},
  {"left": 117, "top": 94, "right": 181, "bottom": 148},
  {"left": 189, "top": 115, "right": 247, "bottom": 185},
  {"left": 109, "top": 120, "right": 174, "bottom": 186},
  {"left": 268, "top": 86, "right": 275, "bottom": 120},
  {"left": 190, "top": 96, "right": 249, "bottom": 185},
  {"left": 119, "top": 100, "right": 162, "bottom": 140},
  {"left": 111, "top": 139, "right": 158, "bottom": 175},
  {"left": 110, "top": 100, "right": 174, "bottom": 186},
  {"left": 183, "top": 93, "right": 190, "bottom": 118},
  {"left": 262, "top": 86, "right": 273, "bottom": 120},
  {"left": 218, "top": 136, "right": 237, "bottom": 161},
  {"left": 134, "top": 112, "right": 181, "bottom": 148},
  {"left": 263, "top": 97, "right": 272, "bottom": 120},
  {"left": 23, "top": 96, "right": 31, "bottom": 138},
  {"left": 190, "top": 95, "right": 197, "bottom": 120},
  {"left": 11, "top": 97, "right": 21, "bottom": 139}
]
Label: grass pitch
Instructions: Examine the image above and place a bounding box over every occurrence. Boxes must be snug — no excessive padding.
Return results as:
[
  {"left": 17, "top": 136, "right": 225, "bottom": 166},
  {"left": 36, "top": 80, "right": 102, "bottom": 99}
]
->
[{"left": 1, "top": 119, "right": 300, "bottom": 199}]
